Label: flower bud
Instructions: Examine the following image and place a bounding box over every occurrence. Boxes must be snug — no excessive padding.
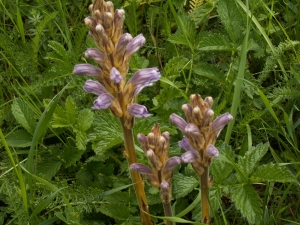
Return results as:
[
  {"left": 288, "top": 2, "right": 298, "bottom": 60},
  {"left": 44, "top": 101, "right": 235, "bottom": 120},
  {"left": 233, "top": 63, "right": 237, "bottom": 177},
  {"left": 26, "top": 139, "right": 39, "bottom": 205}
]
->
[
  {"left": 92, "top": 93, "right": 114, "bottom": 110},
  {"left": 146, "top": 149, "right": 162, "bottom": 171},
  {"left": 130, "top": 163, "right": 153, "bottom": 175},
  {"left": 170, "top": 113, "right": 187, "bottom": 132},
  {"left": 181, "top": 150, "right": 199, "bottom": 163},
  {"left": 160, "top": 180, "right": 171, "bottom": 203},
  {"left": 178, "top": 136, "right": 196, "bottom": 152},
  {"left": 73, "top": 64, "right": 102, "bottom": 77},
  {"left": 162, "top": 157, "right": 182, "bottom": 182},
  {"left": 206, "top": 145, "right": 219, "bottom": 158},
  {"left": 203, "top": 108, "right": 214, "bottom": 127},
  {"left": 84, "top": 17, "right": 97, "bottom": 30},
  {"left": 83, "top": 80, "right": 108, "bottom": 96},
  {"left": 211, "top": 112, "right": 233, "bottom": 137},
  {"left": 204, "top": 96, "right": 213, "bottom": 108},
  {"left": 110, "top": 67, "right": 122, "bottom": 84},
  {"left": 137, "top": 133, "right": 148, "bottom": 150},
  {"left": 85, "top": 48, "right": 106, "bottom": 62},
  {"left": 124, "top": 33, "right": 146, "bottom": 57},
  {"left": 185, "top": 124, "right": 200, "bottom": 136},
  {"left": 128, "top": 104, "right": 152, "bottom": 118}
]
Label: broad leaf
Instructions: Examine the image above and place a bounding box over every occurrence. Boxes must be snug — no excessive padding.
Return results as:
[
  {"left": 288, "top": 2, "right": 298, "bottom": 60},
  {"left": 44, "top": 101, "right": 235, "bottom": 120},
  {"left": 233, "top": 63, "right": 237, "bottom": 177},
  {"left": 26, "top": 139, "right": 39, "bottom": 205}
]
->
[
  {"left": 52, "top": 96, "right": 77, "bottom": 128},
  {"left": 98, "top": 203, "right": 130, "bottom": 220},
  {"left": 62, "top": 145, "right": 85, "bottom": 167},
  {"left": 38, "top": 158, "right": 62, "bottom": 180},
  {"left": 210, "top": 157, "right": 233, "bottom": 184},
  {"left": 173, "top": 173, "right": 198, "bottom": 198},
  {"left": 238, "top": 142, "right": 269, "bottom": 176},
  {"left": 75, "top": 131, "right": 87, "bottom": 150},
  {"left": 6, "top": 130, "right": 32, "bottom": 147},
  {"left": 75, "top": 109, "right": 93, "bottom": 132},
  {"left": 251, "top": 163, "right": 297, "bottom": 183},
  {"left": 198, "top": 33, "right": 234, "bottom": 51},
  {"left": 193, "top": 62, "right": 226, "bottom": 83},
  {"left": 11, "top": 98, "right": 37, "bottom": 135},
  {"left": 231, "top": 184, "right": 262, "bottom": 224}
]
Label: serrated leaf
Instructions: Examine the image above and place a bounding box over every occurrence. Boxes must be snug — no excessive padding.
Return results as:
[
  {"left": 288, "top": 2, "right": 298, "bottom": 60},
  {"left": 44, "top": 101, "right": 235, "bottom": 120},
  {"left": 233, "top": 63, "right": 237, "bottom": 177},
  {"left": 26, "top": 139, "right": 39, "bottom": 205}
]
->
[
  {"left": 168, "top": 33, "right": 190, "bottom": 46},
  {"left": 217, "top": 0, "right": 244, "bottom": 43},
  {"left": 6, "top": 130, "right": 32, "bottom": 147},
  {"left": 193, "top": 62, "right": 226, "bottom": 83},
  {"left": 163, "top": 56, "right": 190, "bottom": 80},
  {"left": 102, "top": 192, "right": 130, "bottom": 204},
  {"left": 98, "top": 203, "right": 130, "bottom": 220},
  {"left": 231, "top": 184, "right": 262, "bottom": 224},
  {"left": 76, "top": 169, "right": 93, "bottom": 187},
  {"left": 52, "top": 96, "right": 77, "bottom": 128},
  {"left": 198, "top": 33, "right": 234, "bottom": 51},
  {"left": 38, "top": 158, "right": 62, "bottom": 180},
  {"left": 210, "top": 157, "right": 233, "bottom": 184},
  {"left": 251, "top": 164, "right": 297, "bottom": 183},
  {"left": 62, "top": 145, "right": 85, "bottom": 167},
  {"left": 65, "top": 96, "right": 77, "bottom": 124},
  {"left": 238, "top": 143, "right": 269, "bottom": 176},
  {"left": 76, "top": 131, "right": 87, "bottom": 150},
  {"left": 76, "top": 109, "right": 93, "bottom": 132},
  {"left": 47, "top": 40, "right": 69, "bottom": 60},
  {"left": 173, "top": 173, "right": 198, "bottom": 198},
  {"left": 11, "top": 98, "right": 37, "bottom": 135}
]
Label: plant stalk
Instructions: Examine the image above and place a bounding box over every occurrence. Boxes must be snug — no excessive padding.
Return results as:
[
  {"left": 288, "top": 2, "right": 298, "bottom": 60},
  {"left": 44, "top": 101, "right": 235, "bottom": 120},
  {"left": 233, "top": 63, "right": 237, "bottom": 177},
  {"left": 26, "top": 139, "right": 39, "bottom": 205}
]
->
[
  {"left": 120, "top": 120, "right": 152, "bottom": 225},
  {"left": 162, "top": 202, "right": 174, "bottom": 225},
  {"left": 200, "top": 166, "right": 210, "bottom": 224}
]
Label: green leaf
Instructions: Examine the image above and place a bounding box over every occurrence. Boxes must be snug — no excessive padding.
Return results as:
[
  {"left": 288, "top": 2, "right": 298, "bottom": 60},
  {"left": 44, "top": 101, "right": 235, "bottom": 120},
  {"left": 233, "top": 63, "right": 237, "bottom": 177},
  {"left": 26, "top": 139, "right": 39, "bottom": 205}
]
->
[
  {"left": 38, "top": 158, "right": 62, "bottom": 180},
  {"left": 163, "top": 56, "right": 190, "bottom": 80},
  {"left": 76, "top": 169, "right": 93, "bottom": 187},
  {"left": 210, "top": 157, "right": 233, "bottom": 184},
  {"left": 62, "top": 145, "right": 85, "bottom": 167},
  {"left": 75, "top": 131, "right": 87, "bottom": 150},
  {"left": 98, "top": 203, "right": 130, "bottom": 220},
  {"left": 251, "top": 164, "right": 297, "bottom": 183},
  {"left": 47, "top": 40, "right": 69, "bottom": 61},
  {"left": 237, "top": 143, "right": 269, "bottom": 176},
  {"left": 11, "top": 98, "right": 37, "bottom": 135},
  {"left": 217, "top": 0, "right": 244, "bottom": 43},
  {"left": 231, "top": 184, "right": 262, "bottom": 224},
  {"left": 75, "top": 109, "right": 93, "bottom": 132},
  {"left": 198, "top": 33, "right": 234, "bottom": 51},
  {"left": 168, "top": 33, "right": 190, "bottom": 46},
  {"left": 52, "top": 96, "right": 77, "bottom": 128},
  {"left": 193, "top": 62, "right": 226, "bottom": 83},
  {"left": 6, "top": 130, "right": 32, "bottom": 147},
  {"left": 173, "top": 173, "right": 198, "bottom": 198}
]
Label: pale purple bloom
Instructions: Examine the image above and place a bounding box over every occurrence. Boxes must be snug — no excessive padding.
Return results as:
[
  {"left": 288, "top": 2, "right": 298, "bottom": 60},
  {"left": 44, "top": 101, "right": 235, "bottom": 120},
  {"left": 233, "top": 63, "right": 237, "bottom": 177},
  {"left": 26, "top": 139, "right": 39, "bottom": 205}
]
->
[
  {"left": 204, "top": 96, "right": 214, "bottom": 108},
  {"left": 160, "top": 180, "right": 169, "bottom": 190},
  {"left": 178, "top": 136, "right": 196, "bottom": 152},
  {"left": 137, "top": 133, "right": 147, "bottom": 145},
  {"left": 128, "top": 104, "right": 152, "bottom": 118},
  {"left": 206, "top": 145, "right": 219, "bottom": 158},
  {"left": 130, "top": 163, "right": 153, "bottom": 175},
  {"left": 170, "top": 113, "right": 187, "bottom": 132},
  {"left": 85, "top": 48, "right": 106, "bottom": 62},
  {"left": 127, "top": 68, "right": 161, "bottom": 86},
  {"left": 163, "top": 157, "right": 182, "bottom": 172},
  {"left": 162, "top": 131, "right": 170, "bottom": 142},
  {"left": 84, "top": 80, "right": 108, "bottom": 96},
  {"left": 211, "top": 112, "right": 233, "bottom": 137},
  {"left": 181, "top": 151, "right": 199, "bottom": 163},
  {"left": 73, "top": 64, "right": 102, "bottom": 77},
  {"left": 115, "top": 33, "right": 133, "bottom": 52},
  {"left": 113, "top": 9, "right": 125, "bottom": 26},
  {"left": 125, "top": 33, "right": 146, "bottom": 56},
  {"left": 92, "top": 93, "right": 114, "bottom": 110},
  {"left": 110, "top": 67, "right": 122, "bottom": 84},
  {"left": 185, "top": 123, "right": 200, "bottom": 136}
]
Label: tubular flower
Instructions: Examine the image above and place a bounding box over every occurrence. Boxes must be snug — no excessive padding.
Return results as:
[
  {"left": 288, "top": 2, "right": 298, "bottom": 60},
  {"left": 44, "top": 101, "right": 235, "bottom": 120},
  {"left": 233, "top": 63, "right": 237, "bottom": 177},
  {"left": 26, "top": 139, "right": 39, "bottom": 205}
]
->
[
  {"left": 73, "top": 64, "right": 103, "bottom": 77},
  {"left": 128, "top": 104, "right": 152, "bottom": 118},
  {"left": 92, "top": 93, "right": 114, "bottom": 109}
]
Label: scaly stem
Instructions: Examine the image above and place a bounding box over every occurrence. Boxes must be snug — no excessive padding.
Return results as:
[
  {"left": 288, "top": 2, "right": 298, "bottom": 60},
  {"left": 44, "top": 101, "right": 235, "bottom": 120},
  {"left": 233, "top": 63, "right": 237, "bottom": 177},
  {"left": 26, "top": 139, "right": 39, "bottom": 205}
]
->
[
  {"left": 201, "top": 166, "right": 210, "bottom": 224},
  {"left": 120, "top": 119, "right": 152, "bottom": 225},
  {"left": 162, "top": 202, "right": 174, "bottom": 225}
]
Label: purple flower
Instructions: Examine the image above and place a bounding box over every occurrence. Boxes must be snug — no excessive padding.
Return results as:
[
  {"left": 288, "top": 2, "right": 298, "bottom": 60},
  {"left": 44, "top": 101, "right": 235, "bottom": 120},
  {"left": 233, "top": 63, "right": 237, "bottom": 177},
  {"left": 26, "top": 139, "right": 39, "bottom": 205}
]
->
[
  {"left": 128, "top": 104, "right": 152, "bottom": 118},
  {"left": 185, "top": 123, "right": 200, "bottom": 136},
  {"left": 211, "top": 112, "right": 233, "bottom": 137},
  {"left": 85, "top": 48, "right": 106, "bottom": 62},
  {"left": 160, "top": 180, "right": 169, "bottom": 190},
  {"left": 127, "top": 68, "right": 161, "bottom": 86},
  {"left": 125, "top": 33, "right": 146, "bottom": 57},
  {"left": 163, "top": 157, "right": 182, "bottom": 172},
  {"left": 130, "top": 163, "right": 153, "bottom": 175},
  {"left": 181, "top": 151, "right": 199, "bottom": 163},
  {"left": 170, "top": 113, "right": 187, "bottom": 132},
  {"left": 83, "top": 80, "right": 108, "bottom": 96},
  {"left": 110, "top": 67, "right": 122, "bottom": 84},
  {"left": 73, "top": 64, "right": 102, "bottom": 77},
  {"left": 206, "top": 145, "right": 219, "bottom": 158},
  {"left": 204, "top": 96, "right": 214, "bottom": 108},
  {"left": 115, "top": 33, "right": 133, "bottom": 52},
  {"left": 178, "top": 136, "right": 196, "bottom": 152},
  {"left": 137, "top": 134, "right": 147, "bottom": 145},
  {"left": 92, "top": 93, "right": 114, "bottom": 110}
]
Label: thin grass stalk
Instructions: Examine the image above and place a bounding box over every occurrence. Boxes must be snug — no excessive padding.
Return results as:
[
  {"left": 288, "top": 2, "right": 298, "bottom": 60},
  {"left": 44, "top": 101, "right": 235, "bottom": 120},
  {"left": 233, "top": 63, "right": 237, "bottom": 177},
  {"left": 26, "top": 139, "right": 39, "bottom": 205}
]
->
[{"left": 200, "top": 166, "right": 210, "bottom": 224}]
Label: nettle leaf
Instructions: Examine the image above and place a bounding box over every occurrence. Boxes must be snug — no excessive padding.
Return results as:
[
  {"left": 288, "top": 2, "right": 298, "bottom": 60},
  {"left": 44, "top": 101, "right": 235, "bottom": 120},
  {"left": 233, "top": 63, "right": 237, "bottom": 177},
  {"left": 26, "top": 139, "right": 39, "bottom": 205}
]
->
[
  {"left": 198, "top": 33, "right": 235, "bottom": 51},
  {"left": 231, "top": 184, "right": 262, "bottom": 224},
  {"left": 52, "top": 96, "right": 77, "bottom": 128},
  {"left": 76, "top": 131, "right": 87, "bottom": 150},
  {"left": 62, "top": 145, "right": 85, "bottom": 167},
  {"left": 217, "top": 0, "right": 244, "bottom": 43},
  {"left": 168, "top": 33, "right": 190, "bottom": 46},
  {"left": 173, "top": 173, "right": 198, "bottom": 198},
  {"left": 76, "top": 169, "right": 93, "bottom": 187},
  {"left": 11, "top": 98, "right": 37, "bottom": 135},
  {"left": 193, "top": 62, "right": 226, "bottom": 83},
  {"left": 98, "top": 203, "right": 130, "bottom": 220},
  {"left": 251, "top": 164, "right": 297, "bottom": 183},
  {"left": 38, "top": 157, "right": 62, "bottom": 180},
  {"left": 211, "top": 157, "right": 233, "bottom": 184},
  {"left": 75, "top": 109, "right": 94, "bottom": 132},
  {"left": 238, "top": 143, "right": 269, "bottom": 176},
  {"left": 163, "top": 56, "right": 190, "bottom": 80},
  {"left": 6, "top": 130, "right": 32, "bottom": 147}
]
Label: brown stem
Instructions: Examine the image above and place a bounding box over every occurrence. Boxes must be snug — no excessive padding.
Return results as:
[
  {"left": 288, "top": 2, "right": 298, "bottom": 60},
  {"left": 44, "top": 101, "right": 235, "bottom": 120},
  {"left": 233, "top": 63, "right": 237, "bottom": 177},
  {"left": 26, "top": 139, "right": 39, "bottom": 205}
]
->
[
  {"left": 201, "top": 166, "right": 211, "bottom": 224},
  {"left": 162, "top": 202, "right": 174, "bottom": 225},
  {"left": 119, "top": 119, "right": 152, "bottom": 225}
]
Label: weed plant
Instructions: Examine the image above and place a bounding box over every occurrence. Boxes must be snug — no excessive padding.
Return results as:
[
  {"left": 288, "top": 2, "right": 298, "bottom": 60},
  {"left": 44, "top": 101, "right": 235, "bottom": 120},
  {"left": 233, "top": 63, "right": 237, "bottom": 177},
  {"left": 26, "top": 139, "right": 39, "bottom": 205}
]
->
[{"left": 0, "top": 0, "right": 300, "bottom": 224}]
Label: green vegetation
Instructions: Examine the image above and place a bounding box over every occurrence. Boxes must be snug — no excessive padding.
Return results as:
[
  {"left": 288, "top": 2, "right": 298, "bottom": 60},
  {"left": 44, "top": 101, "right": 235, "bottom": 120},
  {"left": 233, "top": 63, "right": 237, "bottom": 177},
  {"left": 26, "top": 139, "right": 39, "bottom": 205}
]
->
[{"left": 0, "top": 0, "right": 299, "bottom": 224}]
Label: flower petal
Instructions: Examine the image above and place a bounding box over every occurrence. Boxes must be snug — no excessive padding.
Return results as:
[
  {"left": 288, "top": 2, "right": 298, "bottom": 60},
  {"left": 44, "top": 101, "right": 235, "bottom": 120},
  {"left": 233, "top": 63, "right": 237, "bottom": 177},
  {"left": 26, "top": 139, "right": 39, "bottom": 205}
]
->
[
  {"left": 92, "top": 93, "right": 114, "bottom": 110},
  {"left": 73, "top": 64, "right": 102, "bottom": 77},
  {"left": 128, "top": 104, "right": 152, "bottom": 118},
  {"left": 84, "top": 80, "right": 108, "bottom": 96}
]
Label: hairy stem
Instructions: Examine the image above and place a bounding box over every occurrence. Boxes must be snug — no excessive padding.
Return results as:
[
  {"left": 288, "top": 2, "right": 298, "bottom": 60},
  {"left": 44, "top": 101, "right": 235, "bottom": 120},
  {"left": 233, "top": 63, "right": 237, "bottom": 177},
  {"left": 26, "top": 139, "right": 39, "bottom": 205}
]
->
[
  {"left": 162, "top": 202, "right": 174, "bottom": 225},
  {"left": 120, "top": 122, "right": 152, "bottom": 224},
  {"left": 201, "top": 166, "right": 210, "bottom": 224}
]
